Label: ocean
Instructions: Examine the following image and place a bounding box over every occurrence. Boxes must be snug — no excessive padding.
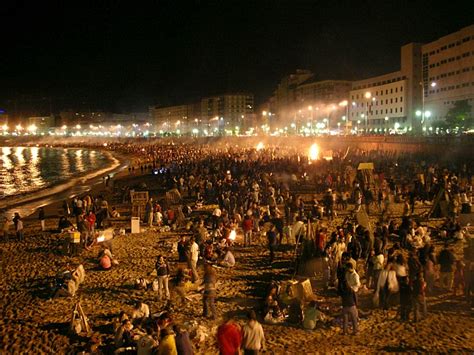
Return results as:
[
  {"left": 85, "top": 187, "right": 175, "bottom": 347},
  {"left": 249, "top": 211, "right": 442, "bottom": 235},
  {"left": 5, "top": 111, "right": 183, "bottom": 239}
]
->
[{"left": 0, "top": 147, "right": 119, "bottom": 217}]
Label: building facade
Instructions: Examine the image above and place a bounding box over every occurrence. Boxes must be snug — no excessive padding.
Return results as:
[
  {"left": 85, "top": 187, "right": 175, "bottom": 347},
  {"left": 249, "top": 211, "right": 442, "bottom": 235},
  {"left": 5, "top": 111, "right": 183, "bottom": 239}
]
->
[
  {"left": 270, "top": 70, "right": 313, "bottom": 126},
  {"left": 150, "top": 93, "right": 254, "bottom": 134},
  {"left": 348, "top": 25, "right": 474, "bottom": 133},
  {"left": 422, "top": 25, "right": 474, "bottom": 129},
  {"left": 150, "top": 104, "right": 191, "bottom": 132},
  {"left": 349, "top": 43, "right": 422, "bottom": 134},
  {"left": 28, "top": 116, "right": 56, "bottom": 131}
]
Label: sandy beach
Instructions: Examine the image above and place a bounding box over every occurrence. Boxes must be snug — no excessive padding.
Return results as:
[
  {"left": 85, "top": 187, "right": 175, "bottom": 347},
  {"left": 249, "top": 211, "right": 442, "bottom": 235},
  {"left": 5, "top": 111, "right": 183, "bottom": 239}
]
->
[{"left": 1, "top": 182, "right": 473, "bottom": 354}]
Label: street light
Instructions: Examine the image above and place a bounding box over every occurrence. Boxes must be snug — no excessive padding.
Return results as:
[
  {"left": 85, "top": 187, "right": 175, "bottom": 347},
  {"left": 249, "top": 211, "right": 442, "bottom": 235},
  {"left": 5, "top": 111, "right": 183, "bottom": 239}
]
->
[
  {"left": 339, "top": 100, "right": 349, "bottom": 134},
  {"left": 363, "top": 92, "right": 375, "bottom": 133},
  {"left": 420, "top": 81, "right": 437, "bottom": 128}
]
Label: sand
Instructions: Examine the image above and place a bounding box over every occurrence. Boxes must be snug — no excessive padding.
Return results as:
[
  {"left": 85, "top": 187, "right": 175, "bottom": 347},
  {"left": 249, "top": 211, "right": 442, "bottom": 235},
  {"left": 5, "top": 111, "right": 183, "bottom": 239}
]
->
[
  {"left": 1, "top": 208, "right": 473, "bottom": 354},
  {"left": 1, "top": 167, "right": 474, "bottom": 354}
]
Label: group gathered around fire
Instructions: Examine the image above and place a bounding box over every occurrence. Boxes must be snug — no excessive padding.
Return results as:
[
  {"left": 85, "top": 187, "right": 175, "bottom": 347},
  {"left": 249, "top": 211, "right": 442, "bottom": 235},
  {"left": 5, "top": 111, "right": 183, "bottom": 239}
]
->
[{"left": 3, "top": 141, "right": 474, "bottom": 354}]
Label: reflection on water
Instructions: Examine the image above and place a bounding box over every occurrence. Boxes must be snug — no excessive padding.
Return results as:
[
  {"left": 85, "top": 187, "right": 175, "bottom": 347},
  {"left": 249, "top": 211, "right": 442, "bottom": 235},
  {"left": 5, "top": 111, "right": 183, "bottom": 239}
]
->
[{"left": 0, "top": 147, "right": 110, "bottom": 198}]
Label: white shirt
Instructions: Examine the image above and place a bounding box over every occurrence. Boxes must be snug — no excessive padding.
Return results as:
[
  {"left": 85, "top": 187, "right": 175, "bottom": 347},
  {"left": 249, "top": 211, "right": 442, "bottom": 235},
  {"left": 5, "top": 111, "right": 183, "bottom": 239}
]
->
[
  {"left": 132, "top": 303, "right": 150, "bottom": 319},
  {"left": 372, "top": 254, "right": 384, "bottom": 270},
  {"left": 223, "top": 251, "right": 235, "bottom": 267},
  {"left": 190, "top": 242, "right": 199, "bottom": 262},
  {"left": 242, "top": 321, "right": 265, "bottom": 351},
  {"left": 345, "top": 270, "right": 361, "bottom": 292}
]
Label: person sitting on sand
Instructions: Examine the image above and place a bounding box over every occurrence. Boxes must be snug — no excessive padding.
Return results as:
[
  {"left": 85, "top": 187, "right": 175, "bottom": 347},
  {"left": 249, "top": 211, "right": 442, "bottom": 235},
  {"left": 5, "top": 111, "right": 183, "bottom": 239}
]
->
[
  {"left": 173, "top": 324, "right": 193, "bottom": 355},
  {"left": 303, "top": 301, "right": 326, "bottom": 330},
  {"left": 115, "top": 319, "right": 135, "bottom": 350},
  {"left": 110, "top": 207, "right": 120, "bottom": 218},
  {"left": 53, "top": 271, "right": 80, "bottom": 298},
  {"left": 58, "top": 216, "right": 73, "bottom": 232},
  {"left": 263, "top": 284, "right": 283, "bottom": 322},
  {"left": 204, "top": 239, "right": 217, "bottom": 262},
  {"left": 219, "top": 247, "right": 236, "bottom": 268},
  {"left": 136, "top": 324, "right": 158, "bottom": 355},
  {"left": 173, "top": 268, "right": 190, "bottom": 305},
  {"left": 157, "top": 327, "right": 177, "bottom": 355},
  {"left": 156, "top": 311, "right": 173, "bottom": 332},
  {"left": 98, "top": 249, "right": 112, "bottom": 270},
  {"left": 113, "top": 311, "right": 129, "bottom": 332},
  {"left": 132, "top": 301, "right": 150, "bottom": 322}
]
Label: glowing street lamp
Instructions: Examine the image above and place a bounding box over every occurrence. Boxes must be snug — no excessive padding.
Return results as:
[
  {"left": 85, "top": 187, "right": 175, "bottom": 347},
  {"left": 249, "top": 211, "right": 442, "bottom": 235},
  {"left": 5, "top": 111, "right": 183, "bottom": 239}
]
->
[
  {"left": 420, "top": 81, "right": 437, "bottom": 129},
  {"left": 27, "top": 124, "right": 37, "bottom": 133}
]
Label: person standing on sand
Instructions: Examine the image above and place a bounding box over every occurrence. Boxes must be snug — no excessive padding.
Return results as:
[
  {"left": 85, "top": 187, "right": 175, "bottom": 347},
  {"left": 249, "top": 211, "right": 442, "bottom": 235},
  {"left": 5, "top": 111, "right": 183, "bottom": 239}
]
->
[
  {"left": 267, "top": 225, "right": 277, "bottom": 264},
  {"left": 2, "top": 215, "right": 11, "bottom": 241},
  {"left": 38, "top": 207, "right": 46, "bottom": 232},
  {"left": 242, "top": 214, "right": 253, "bottom": 247},
  {"left": 156, "top": 255, "right": 171, "bottom": 301},
  {"left": 202, "top": 264, "right": 217, "bottom": 320},
  {"left": 217, "top": 314, "right": 242, "bottom": 355},
  {"left": 438, "top": 243, "right": 455, "bottom": 291},
  {"left": 339, "top": 275, "right": 358, "bottom": 335},
  {"left": 62, "top": 200, "right": 70, "bottom": 217},
  {"left": 13, "top": 213, "right": 24, "bottom": 241},
  {"left": 146, "top": 198, "right": 154, "bottom": 226},
  {"left": 241, "top": 310, "right": 266, "bottom": 355},
  {"left": 188, "top": 236, "right": 200, "bottom": 283}
]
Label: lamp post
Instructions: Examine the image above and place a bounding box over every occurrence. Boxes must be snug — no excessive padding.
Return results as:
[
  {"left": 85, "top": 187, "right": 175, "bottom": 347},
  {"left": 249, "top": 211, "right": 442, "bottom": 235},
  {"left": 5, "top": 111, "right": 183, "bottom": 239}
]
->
[
  {"left": 364, "top": 92, "right": 376, "bottom": 134},
  {"left": 364, "top": 92, "right": 371, "bottom": 133},
  {"left": 419, "top": 81, "right": 436, "bottom": 131},
  {"left": 339, "top": 100, "right": 349, "bottom": 135}
]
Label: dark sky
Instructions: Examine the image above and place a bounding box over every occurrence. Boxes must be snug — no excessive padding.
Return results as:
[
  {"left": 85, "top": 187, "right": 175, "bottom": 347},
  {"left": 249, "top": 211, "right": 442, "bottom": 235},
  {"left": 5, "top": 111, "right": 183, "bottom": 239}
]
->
[{"left": 0, "top": 0, "right": 472, "bottom": 114}]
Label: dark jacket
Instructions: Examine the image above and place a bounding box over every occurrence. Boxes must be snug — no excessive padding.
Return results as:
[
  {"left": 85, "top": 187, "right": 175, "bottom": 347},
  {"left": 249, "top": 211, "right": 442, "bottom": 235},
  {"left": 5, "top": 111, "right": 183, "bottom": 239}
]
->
[
  {"left": 156, "top": 261, "right": 170, "bottom": 276},
  {"left": 340, "top": 282, "right": 357, "bottom": 308}
]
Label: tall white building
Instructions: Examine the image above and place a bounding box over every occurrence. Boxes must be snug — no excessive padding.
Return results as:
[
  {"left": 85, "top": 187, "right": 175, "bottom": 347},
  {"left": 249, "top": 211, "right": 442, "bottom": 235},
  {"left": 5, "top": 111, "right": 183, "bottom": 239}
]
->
[
  {"left": 349, "top": 43, "right": 422, "bottom": 134},
  {"left": 349, "top": 25, "right": 474, "bottom": 133},
  {"left": 422, "top": 25, "right": 474, "bottom": 128}
]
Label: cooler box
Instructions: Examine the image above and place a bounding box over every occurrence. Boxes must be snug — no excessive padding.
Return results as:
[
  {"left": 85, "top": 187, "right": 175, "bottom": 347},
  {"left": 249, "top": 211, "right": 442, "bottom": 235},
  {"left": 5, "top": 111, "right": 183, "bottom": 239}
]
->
[
  {"left": 131, "top": 217, "right": 140, "bottom": 234},
  {"left": 68, "top": 231, "right": 81, "bottom": 244}
]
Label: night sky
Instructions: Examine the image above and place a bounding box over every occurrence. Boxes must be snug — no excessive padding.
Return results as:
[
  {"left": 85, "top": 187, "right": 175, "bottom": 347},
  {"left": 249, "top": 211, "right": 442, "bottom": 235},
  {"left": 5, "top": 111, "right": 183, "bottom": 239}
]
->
[{"left": 1, "top": 0, "right": 472, "bottom": 114}]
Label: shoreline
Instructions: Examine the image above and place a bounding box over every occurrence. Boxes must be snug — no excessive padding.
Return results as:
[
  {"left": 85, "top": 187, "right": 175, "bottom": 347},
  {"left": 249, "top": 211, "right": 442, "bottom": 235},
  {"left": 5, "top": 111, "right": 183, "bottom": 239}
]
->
[{"left": 1, "top": 148, "right": 129, "bottom": 218}]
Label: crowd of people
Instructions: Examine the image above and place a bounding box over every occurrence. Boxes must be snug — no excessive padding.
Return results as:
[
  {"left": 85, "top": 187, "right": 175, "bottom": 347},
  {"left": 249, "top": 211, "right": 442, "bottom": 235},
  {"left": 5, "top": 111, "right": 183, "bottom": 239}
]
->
[{"left": 2, "top": 140, "right": 474, "bottom": 354}]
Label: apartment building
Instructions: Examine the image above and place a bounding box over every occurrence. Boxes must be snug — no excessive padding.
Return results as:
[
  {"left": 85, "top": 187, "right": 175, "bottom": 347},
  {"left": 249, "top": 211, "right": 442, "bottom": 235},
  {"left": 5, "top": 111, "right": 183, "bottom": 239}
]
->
[
  {"left": 348, "top": 25, "right": 474, "bottom": 133},
  {"left": 150, "top": 104, "right": 191, "bottom": 132},
  {"left": 150, "top": 93, "right": 254, "bottom": 134},
  {"left": 349, "top": 43, "right": 422, "bottom": 133},
  {"left": 422, "top": 25, "right": 474, "bottom": 127},
  {"left": 296, "top": 79, "right": 352, "bottom": 105}
]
